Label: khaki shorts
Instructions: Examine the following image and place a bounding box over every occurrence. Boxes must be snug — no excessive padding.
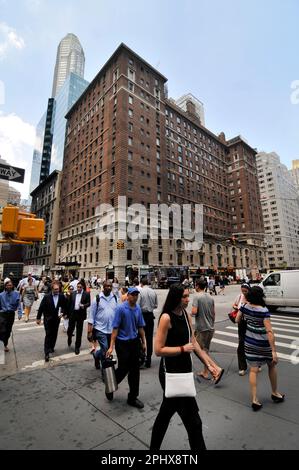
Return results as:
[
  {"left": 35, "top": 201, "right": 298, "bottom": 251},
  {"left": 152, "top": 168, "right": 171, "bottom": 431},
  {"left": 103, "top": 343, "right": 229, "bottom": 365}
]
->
[{"left": 195, "top": 330, "right": 214, "bottom": 352}]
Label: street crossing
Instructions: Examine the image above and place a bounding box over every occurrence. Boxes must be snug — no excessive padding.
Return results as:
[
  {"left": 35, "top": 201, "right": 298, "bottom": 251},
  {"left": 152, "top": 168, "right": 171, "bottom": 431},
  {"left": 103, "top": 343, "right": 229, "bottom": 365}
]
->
[{"left": 212, "top": 314, "right": 299, "bottom": 363}]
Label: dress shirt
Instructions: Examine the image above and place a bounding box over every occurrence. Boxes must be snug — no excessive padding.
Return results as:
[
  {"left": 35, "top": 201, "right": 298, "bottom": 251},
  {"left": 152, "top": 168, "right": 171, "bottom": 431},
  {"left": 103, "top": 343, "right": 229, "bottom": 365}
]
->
[
  {"left": 74, "top": 292, "right": 83, "bottom": 310},
  {"left": 52, "top": 294, "right": 59, "bottom": 309}
]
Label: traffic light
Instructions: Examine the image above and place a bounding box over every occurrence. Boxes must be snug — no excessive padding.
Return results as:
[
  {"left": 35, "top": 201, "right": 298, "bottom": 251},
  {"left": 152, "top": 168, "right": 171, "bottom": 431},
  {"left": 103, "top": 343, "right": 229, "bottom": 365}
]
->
[
  {"left": 116, "top": 240, "right": 125, "bottom": 249},
  {"left": 1, "top": 206, "right": 45, "bottom": 244}
]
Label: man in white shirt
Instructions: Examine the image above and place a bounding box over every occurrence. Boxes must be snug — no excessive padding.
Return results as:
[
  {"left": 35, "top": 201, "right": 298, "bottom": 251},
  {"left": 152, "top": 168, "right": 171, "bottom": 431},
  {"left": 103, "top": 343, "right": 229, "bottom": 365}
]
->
[{"left": 67, "top": 282, "right": 90, "bottom": 354}]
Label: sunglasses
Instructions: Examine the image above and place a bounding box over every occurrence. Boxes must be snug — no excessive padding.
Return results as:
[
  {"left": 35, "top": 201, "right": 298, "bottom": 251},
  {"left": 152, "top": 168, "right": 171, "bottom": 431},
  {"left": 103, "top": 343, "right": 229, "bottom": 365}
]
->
[{"left": 182, "top": 294, "right": 189, "bottom": 298}]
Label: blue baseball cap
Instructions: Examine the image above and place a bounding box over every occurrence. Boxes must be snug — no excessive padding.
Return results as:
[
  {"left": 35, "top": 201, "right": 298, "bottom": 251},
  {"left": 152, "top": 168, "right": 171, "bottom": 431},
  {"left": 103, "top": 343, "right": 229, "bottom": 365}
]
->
[{"left": 127, "top": 287, "right": 140, "bottom": 295}]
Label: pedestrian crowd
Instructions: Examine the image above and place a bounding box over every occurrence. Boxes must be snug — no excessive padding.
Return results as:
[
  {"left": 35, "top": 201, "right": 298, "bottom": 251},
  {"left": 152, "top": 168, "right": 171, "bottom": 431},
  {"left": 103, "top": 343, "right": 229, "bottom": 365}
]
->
[{"left": 0, "top": 274, "right": 284, "bottom": 450}]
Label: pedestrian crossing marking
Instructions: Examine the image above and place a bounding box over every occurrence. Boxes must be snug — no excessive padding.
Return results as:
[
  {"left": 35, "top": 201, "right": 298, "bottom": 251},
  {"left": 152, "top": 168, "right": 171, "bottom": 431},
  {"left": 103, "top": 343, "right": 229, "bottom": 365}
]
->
[
  {"left": 270, "top": 315, "right": 299, "bottom": 321},
  {"left": 211, "top": 338, "right": 294, "bottom": 361},
  {"left": 215, "top": 330, "right": 297, "bottom": 349},
  {"left": 21, "top": 349, "right": 90, "bottom": 370},
  {"left": 270, "top": 317, "right": 299, "bottom": 324},
  {"left": 225, "top": 326, "right": 298, "bottom": 341}
]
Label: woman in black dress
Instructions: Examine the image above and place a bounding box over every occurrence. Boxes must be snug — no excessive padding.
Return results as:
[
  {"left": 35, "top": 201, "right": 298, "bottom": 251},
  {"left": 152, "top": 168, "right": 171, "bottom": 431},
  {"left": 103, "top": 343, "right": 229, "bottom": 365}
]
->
[{"left": 150, "top": 284, "right": 224, "bottom": 451}]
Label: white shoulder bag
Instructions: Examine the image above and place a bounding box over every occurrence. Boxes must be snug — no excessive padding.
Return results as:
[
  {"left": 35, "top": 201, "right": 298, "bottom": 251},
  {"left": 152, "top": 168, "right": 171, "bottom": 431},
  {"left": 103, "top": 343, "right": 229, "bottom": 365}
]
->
[{"left": 164, "top": 310, "right": 196, "bottom": 398}]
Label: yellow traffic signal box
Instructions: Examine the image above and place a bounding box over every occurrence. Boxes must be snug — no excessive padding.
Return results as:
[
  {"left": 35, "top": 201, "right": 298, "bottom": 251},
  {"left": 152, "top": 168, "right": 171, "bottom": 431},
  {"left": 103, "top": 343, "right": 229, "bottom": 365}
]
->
[
  {"left": 1, "top": 206, "right": 45, "bottom": 243},
  {"left": 1, "top": 206, "right": 19, "bottom": 234},
  {"left": 18, "top": 218, "right": 45, "bottom": 241}
]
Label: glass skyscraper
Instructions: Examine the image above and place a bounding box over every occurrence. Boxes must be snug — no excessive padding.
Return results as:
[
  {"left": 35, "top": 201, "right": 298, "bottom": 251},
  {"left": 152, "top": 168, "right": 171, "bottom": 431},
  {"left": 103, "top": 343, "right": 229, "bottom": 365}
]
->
[
  {"left": 29, "top": 112, "right": 46, "bottom": 195},
  {"left": 52, "top": 33, "right": 85, "bottom": 98},
  {"left": 29, "top": 33, "right": 87, "bottom": 196},
  {"left": 50, "top": 73, "right": 89, "bottom": 173}
]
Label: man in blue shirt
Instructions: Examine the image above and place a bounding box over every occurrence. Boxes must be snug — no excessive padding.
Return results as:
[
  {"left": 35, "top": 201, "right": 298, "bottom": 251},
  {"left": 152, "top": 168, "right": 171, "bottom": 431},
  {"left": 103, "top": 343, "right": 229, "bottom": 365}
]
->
[
  {"left": 0, "top": 279, "right": 22, "bottom": 352},
  {"left": 87, "top": 280, "right": 118, "bottom": 371},
  {"left": 106, "top": 287, "right": 146, "bottom": 408}
]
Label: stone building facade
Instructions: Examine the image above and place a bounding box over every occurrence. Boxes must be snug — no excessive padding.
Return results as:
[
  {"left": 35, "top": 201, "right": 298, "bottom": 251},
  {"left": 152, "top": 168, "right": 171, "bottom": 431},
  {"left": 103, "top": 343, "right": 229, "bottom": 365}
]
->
[{"left": 56, "top": 43, "right": 267, "bottom": 282}]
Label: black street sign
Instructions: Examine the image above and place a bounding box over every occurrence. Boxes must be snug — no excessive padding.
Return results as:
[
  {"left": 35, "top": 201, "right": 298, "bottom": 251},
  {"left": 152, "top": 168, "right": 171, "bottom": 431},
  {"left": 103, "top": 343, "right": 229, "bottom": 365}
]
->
[{"left": 0, "top": 163, "right": 25, "bottom": 183}]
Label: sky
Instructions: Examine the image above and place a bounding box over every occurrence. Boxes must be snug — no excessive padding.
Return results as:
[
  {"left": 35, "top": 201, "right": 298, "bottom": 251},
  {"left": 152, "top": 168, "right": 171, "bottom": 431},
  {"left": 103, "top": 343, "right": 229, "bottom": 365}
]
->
[{"left": 0, "top": 0, "right": 299, "bottom": 199}]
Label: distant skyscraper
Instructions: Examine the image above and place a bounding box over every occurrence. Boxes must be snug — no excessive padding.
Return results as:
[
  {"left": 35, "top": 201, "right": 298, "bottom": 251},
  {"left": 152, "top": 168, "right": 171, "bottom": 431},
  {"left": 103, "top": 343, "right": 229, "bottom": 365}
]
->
[
  {"left": 257, "top": 152, "right": 299, "bottom": 269},
  {"left": 175, "top": 93, "right": 205, "bottom": 126},
  {"left": 51, "top": 33, "right": 85, "bottom": 98},
  {"left": 290, "top": 159, "right": 299, "bottom": 194},
  {"left": 50, "top": 72, "right": 89, "bottom": 173},
  {"left": 29, "top": 34, "right": 87, "bottom": 197}
]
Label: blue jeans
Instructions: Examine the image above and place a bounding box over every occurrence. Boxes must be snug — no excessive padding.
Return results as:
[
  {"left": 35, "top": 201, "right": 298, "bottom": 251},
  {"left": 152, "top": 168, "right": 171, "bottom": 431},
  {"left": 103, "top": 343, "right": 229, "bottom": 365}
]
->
[{"left": 92, "top": 330, "right": 111, "bottom": 366}]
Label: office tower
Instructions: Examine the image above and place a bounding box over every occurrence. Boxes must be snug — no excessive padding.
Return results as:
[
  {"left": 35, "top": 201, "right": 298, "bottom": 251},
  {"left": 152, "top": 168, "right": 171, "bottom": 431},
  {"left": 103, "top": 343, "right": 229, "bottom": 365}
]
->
[
  {"left": 50, "top": 73, "right": 89, "bottom": 173},
  {"left": 52, "top": 33, "right": 85, "bottom": 98},
  {"left": 257, "top": 152, "right": 299, "bottom": 269},
  {"left": 29, "top": 112, "right": 46, "bottom": 195},
  {"left": 290, "top": 159, "right": 299, "bottom": 194},
  {"left": 29, "top": 34, "right": 87, "bottom": 195}
]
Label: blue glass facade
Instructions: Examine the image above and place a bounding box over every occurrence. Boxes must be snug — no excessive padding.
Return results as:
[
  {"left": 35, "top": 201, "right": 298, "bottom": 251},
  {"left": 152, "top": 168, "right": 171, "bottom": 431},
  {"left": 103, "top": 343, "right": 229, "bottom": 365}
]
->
[
  {"left": 50, "top": 73, "right": 89, "bottom": 173},
  {"left": 29, "top": 112, "right": 46, "bottom": 195}
]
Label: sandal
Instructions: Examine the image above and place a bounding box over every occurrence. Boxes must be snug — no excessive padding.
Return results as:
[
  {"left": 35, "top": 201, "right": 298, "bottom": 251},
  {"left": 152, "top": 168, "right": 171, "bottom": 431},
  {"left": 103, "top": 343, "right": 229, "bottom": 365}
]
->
[{"left": 214, "top": 368, "right": 224, "bottom": 385}]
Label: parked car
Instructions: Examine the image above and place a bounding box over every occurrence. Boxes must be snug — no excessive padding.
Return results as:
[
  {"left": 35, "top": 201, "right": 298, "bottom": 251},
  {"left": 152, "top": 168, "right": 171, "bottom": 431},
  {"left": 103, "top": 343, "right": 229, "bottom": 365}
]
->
[{"left": 259, "top": 270, "right": 299, "bottom": 310}]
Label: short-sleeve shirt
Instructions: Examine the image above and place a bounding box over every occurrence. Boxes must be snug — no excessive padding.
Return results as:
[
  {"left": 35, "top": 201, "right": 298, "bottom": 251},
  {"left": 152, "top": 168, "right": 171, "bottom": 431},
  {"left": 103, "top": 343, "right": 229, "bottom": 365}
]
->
[
  {"left": 192, "top": 292, "right": 215, "bottom": 332},
  {"left": 112, "top": 301, "right": 145, "bottom": 340}
]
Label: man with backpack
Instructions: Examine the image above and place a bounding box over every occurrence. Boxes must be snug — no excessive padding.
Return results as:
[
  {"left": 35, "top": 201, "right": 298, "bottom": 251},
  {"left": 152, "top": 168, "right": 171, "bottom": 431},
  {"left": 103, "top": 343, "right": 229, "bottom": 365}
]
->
[{"left": 87, "top": 280, "right": 118, "bottom": 371}]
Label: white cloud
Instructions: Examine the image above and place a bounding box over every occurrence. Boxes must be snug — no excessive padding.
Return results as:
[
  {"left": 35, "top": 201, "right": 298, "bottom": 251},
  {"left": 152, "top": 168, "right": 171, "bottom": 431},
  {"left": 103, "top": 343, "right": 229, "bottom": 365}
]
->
[
  {"left": 0, "top": 22, "right": 25, "bottom": 59},
  {"left": 0, "top": 112, "right": 35, "bottom": 198}
]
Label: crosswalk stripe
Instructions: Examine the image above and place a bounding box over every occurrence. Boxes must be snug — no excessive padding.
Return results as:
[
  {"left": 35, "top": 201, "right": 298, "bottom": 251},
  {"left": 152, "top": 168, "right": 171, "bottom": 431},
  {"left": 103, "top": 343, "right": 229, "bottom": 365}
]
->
[
  {"left": 269, "top": 317, "right": 299, "bottom": 324},
  {"left": 211, "top": 338, "right": 294, "bottom": 361},
  {"left": 225, "top": 326, "right": 299, "bottom": 340},
  {"left": 271, "top": 314, "right": 299, "bottom": 321},
  {"left": 216, "top": 331, "right": 297, "bottom": 349},
  {"left": 270, "top": 321, "right": 299, "bottom": 328},
  {"left": 21, "top": 349, "right": 91, "bottom": 370}
]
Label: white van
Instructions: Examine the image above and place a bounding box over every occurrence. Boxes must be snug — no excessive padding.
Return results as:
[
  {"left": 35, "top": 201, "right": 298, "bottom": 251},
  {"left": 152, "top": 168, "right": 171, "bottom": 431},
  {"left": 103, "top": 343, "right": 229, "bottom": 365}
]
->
[{"left": 259, "top": 270, "right": 299, "bottom": 310}]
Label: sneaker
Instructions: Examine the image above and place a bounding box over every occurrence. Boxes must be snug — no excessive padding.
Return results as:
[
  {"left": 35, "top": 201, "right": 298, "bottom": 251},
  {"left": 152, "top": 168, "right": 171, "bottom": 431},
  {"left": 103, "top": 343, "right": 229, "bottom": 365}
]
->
[
  {"left": 127, "top": 398, "right": 144, "bottom": 409},
  {"left": 75, "top": 348, "right": 80, "bottom": 355},
  {"left": 239, "top": 370, "right": 246, "bottom": 376}
]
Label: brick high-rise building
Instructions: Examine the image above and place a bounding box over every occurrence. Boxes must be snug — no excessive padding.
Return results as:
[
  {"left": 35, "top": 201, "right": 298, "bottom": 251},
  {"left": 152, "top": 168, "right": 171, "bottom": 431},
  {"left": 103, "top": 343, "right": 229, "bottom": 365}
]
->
[{"left": 56, "top": 43, "right": 267, "bottom": 281}]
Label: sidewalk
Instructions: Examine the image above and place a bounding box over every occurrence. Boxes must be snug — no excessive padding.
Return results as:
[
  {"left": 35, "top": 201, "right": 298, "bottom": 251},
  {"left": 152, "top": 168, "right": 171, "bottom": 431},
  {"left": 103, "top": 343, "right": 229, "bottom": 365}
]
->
[{"left": 1, "top": 348, "right": 298, "bottom": 450}]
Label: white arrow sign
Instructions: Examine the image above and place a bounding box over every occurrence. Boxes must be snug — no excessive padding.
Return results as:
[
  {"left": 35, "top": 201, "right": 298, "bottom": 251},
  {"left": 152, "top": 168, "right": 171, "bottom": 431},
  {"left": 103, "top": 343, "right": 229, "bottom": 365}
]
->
[{"left": 0, "top": 167, "right": 22, "bottom": 180}]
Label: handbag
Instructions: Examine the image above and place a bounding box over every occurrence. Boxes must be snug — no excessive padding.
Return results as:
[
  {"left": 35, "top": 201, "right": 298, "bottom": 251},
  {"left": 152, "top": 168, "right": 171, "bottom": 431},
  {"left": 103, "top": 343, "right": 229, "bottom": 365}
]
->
[
  {"left": 228, "top": 309, "right": 238, "bottom": 323},
  {"left": 164, "top": 310, "right": 196, "bottom": 398},
  {"left": 165, "top": 371, "right": 196, "bottom": 398}
]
